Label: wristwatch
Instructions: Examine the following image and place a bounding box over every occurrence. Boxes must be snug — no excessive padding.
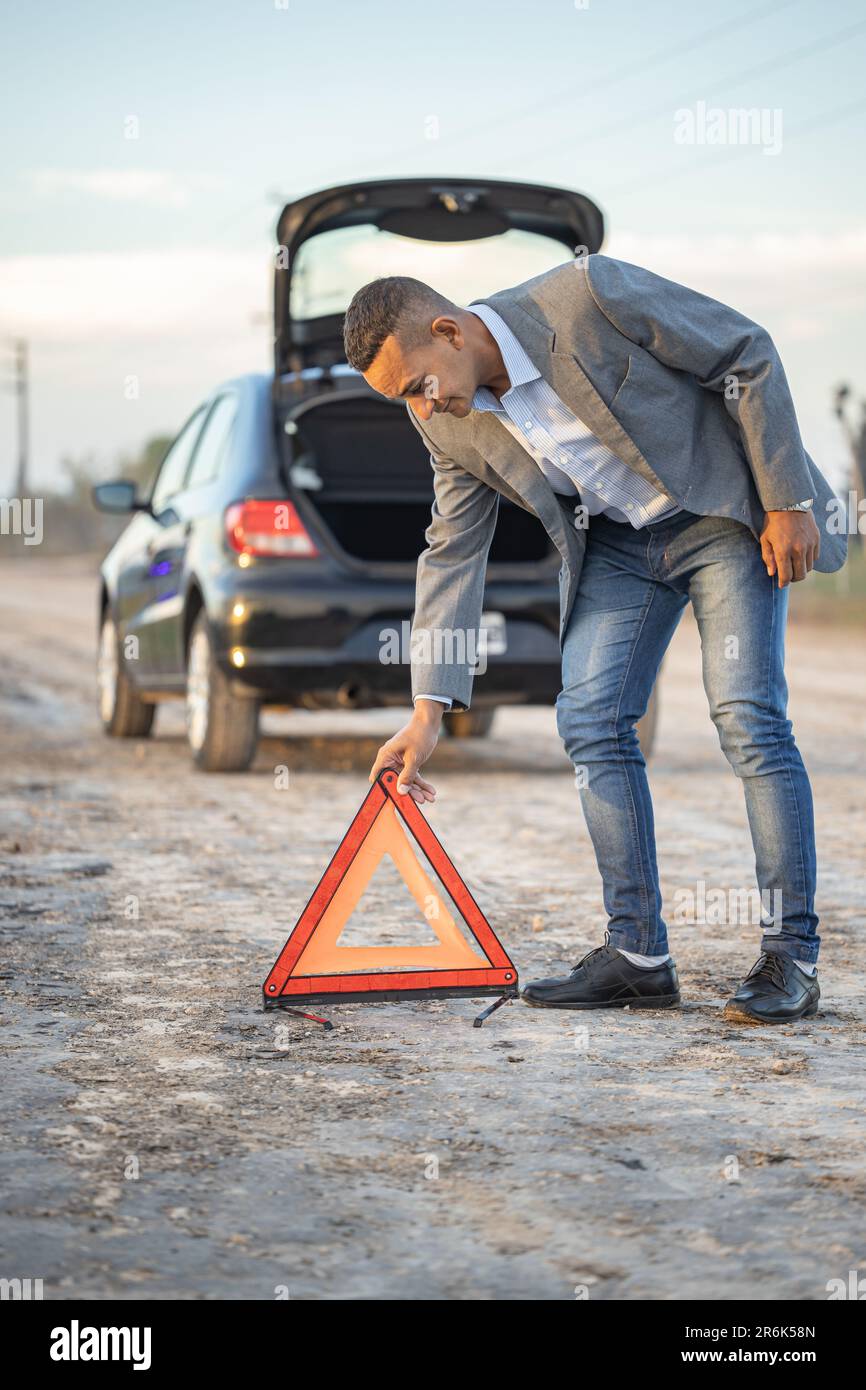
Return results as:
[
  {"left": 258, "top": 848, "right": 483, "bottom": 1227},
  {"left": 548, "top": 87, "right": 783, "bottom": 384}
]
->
[{"left": 777, "top": 498, "right": 814, "bottom": 511}]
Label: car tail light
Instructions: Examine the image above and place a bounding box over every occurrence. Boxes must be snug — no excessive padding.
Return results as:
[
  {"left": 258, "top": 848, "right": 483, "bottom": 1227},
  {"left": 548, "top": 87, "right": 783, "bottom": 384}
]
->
[{"left": 225, "top": 500, "right": 318, "bottom": 557}]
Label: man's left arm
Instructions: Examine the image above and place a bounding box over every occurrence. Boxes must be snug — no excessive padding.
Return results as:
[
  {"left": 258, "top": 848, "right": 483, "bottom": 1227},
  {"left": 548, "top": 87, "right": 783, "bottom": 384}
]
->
[{"left": 583, "top": 254, "right": 820, "bottom": 586}]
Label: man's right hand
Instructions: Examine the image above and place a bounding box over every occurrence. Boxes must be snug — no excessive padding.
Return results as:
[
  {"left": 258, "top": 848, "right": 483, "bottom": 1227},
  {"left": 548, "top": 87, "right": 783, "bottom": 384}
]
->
[{"left": 369, "top": 700, "right": 444, "bottom": 803}]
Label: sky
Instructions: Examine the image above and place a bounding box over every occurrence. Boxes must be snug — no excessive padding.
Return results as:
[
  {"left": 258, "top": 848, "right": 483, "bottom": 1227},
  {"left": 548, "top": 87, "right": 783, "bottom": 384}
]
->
[{"left": 1, "top": 0, "right": 865, "bottom": 495}]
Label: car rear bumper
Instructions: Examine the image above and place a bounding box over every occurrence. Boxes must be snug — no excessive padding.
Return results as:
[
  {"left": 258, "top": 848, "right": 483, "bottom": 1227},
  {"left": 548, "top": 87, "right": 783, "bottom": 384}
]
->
[{"left": 207, "top": 566, "right": 563, "bottom": 708}]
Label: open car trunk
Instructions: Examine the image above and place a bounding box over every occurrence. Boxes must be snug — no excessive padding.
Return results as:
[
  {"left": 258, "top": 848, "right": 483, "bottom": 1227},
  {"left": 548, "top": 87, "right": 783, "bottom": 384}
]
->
[
  {"left": 280, "top": 390, "right": 555, "bottom": 567},
  {"left": 272, "top": 179, "right": 603, "bottom": 566},
  {"left": 274, "top": 176, "right": 604, "bottom": 375}
]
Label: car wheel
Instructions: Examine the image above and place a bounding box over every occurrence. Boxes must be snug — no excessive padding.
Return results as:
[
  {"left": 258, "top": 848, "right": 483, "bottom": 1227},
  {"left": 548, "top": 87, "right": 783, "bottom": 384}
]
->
[
  {"left": 637, "top": 685, "right": 659, "bottom": 759},
  {"left": 97, "top": 612, "right": 155, "bottom": 738},
  {"left": 442, "top": 708, "right": 496, "bottom": 739},
  {"left": 186, "top": 611, "right": 259, "bottom": 772}
]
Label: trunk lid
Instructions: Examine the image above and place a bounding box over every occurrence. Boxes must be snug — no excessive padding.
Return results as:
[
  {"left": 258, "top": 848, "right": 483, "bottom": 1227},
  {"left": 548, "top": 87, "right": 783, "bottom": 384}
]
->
[{"left": 273, "top": 176, "right": 604, "bottom": 375}]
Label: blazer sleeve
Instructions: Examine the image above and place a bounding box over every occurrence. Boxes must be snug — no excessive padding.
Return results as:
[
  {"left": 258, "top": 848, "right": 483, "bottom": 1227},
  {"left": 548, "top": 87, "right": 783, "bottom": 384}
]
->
[
  {"left": 406, "top": 409, "right": 500, "bottom": 711},
  {"left": 583, "top": 254, "right": 815, "bottom": 510}
]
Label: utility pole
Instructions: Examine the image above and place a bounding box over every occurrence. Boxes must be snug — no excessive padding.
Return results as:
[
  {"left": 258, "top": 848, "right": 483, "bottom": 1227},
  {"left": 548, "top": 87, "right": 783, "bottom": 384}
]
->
[
  {"left": 833, "top": 383, "right": 866, "bottom": 551},
  {"left": 3, "top": 339, "right": 29, "bottom": 497},
  {"left": 14, "top": 339, "right": 29, "bottom": 498}
]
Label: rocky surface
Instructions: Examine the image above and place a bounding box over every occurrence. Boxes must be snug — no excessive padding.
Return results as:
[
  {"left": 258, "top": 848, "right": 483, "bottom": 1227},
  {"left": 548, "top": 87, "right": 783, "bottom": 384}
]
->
[{"left": 1, "top": 557, "right": 863, "bottom": 1300}]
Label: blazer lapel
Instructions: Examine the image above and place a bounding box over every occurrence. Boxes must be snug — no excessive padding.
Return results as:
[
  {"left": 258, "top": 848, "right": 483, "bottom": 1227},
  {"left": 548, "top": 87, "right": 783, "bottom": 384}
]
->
[{"left": 470, "top": 291, "right": 670, "bottom": 497}]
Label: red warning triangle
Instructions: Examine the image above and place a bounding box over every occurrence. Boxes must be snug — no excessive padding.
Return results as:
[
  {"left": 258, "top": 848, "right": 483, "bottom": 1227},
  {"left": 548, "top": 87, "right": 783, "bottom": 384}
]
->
[{"left": 263, "top": 770, "right": 517, "bottom": 1008}]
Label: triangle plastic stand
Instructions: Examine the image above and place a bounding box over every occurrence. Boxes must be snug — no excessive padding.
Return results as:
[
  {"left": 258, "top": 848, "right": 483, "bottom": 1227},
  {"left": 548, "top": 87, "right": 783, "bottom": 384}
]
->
[{"left": 262, "top": 770, "right": 518, "bottom": 1026}]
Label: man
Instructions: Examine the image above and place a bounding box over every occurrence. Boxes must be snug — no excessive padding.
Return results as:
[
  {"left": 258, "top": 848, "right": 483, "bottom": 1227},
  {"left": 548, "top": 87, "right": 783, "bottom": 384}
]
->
[{"left": 342, "top": 254, "right": 846, "bottom": 1024}]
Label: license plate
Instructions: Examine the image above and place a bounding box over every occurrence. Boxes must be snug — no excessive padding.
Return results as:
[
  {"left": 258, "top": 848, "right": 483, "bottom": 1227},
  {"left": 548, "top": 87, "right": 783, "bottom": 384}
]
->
[{"left": 479, "top": 610, "right": 507, "bottom": 656}]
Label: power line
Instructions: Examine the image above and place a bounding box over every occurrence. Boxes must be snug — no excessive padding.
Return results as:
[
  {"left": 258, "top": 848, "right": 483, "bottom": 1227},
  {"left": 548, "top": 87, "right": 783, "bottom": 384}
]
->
[
  {"left": 603, "top": 93, "right": 866, "bottom": 197},
  {"left": 393, "top": 0, "right": 801, "bottom": 155},
  {"left": 162, "top": 5, "right": 861, "bottom": 253},
  {"left": 254, "top": 0, "right": 801, "bottom": 219},
  {"left": 492, "top": 14, "right": 866, "bottom": 171}
]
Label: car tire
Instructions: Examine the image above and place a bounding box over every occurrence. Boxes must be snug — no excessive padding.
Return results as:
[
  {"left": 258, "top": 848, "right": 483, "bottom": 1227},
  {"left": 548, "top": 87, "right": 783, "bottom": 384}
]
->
[
  {"left": 442, "top": 708, "right": 496, "bottom": 739},
  {"left": 97, "top": 612, "right": 155, "bottom": 738},
  {"left": 637, "top": 685, "right": 659, "bottom": 759},
  {"left": 186, "top": 611, "right": 259, "bottom": 772}
]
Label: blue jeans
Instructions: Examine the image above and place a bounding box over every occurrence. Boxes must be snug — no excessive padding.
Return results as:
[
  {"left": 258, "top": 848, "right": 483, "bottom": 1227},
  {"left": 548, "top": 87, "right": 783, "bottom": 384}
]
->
[{"left": 556, "top": 507, "right": 820, "bottom": 965}]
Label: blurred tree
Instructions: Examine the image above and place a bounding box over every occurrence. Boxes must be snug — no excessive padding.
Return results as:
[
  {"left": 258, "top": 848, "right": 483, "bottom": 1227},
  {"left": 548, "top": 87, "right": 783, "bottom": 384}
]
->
[
  {"left": 0, "top": 434, "right": 175, "bottom": 557},
  {"left": 59, "top": 451, "right": 99, "bottom": 503},
  {"left": 833, "top": 384, "right": 866, "bottom": 550},
  {"left": 114, "top": 434, "right": 173, "bottom": 497}
]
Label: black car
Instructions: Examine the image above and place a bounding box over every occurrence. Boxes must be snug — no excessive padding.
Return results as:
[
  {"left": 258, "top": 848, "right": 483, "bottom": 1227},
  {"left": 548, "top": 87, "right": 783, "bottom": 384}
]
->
[{"left": 93, "top": 176, "right": 611, "bottom": 771}]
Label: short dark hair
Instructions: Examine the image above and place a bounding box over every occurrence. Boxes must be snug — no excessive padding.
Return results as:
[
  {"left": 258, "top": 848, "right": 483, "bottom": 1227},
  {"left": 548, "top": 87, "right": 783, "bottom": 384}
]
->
[{"left": 343, "top": 276, "right": 456, "bottom": 372}]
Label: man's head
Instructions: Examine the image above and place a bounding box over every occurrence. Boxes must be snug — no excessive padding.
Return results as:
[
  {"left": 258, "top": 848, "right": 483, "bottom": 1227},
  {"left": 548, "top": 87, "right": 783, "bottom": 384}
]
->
[{"left": 343, "top": 276, "right": 496, "bottom": 421}]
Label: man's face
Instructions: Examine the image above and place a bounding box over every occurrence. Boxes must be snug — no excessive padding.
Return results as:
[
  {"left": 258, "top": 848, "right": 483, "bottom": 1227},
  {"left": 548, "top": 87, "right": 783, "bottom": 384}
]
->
[{"left": 363, "top": 316, "right": 478, "bottom": 422}]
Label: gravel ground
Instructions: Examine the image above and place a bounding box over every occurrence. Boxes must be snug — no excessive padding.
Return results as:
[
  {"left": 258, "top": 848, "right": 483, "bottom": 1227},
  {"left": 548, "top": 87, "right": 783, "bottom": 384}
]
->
[{"left": 1, "top": 556, "right": 864, "bottom": 1301}]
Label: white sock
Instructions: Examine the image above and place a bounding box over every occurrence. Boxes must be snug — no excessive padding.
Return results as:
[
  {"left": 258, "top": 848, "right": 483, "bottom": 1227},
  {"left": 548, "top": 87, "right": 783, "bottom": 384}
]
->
[
  {"left": 794, "top": 960, "right": 818, "bottom": 976},
  {"left": 617, "top": 947, "right": 672, "bottom": 969}
]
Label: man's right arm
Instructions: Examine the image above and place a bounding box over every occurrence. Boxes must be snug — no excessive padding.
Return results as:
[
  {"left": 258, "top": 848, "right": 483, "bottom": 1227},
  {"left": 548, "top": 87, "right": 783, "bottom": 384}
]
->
[
  {"left": 410, "top": 451, "right": 500, "bottom": 710},
  {"left": 369, "top": 425, "right": 499, "bottom": 799}
]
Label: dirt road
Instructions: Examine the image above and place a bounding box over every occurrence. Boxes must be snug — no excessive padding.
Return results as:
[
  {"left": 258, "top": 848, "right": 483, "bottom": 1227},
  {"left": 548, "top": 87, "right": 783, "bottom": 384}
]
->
[{"left": 1, "top": 556, "right": 864, "bottom": 1301}]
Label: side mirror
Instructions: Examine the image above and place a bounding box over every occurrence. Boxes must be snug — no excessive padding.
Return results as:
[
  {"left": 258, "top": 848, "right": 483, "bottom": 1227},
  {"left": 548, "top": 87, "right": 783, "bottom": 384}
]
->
[{"left": 92, "top": 480, "right": 147, "bottom": 515}]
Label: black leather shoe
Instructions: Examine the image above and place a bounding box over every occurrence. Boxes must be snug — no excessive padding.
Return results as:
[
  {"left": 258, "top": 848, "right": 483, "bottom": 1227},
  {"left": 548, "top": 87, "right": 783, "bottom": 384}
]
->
[
  {"left": 521, "top": 939, "right": 680, "bottom": 1010},
  {"left": 724, "top": 952, "right": 819, "bottom": 1024}
]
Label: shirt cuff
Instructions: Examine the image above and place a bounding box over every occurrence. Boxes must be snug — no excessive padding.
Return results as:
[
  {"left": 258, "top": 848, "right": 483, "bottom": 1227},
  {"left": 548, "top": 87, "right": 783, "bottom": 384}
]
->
[{"left": 414, "top": 693, "right": 453, "bottom": 710}]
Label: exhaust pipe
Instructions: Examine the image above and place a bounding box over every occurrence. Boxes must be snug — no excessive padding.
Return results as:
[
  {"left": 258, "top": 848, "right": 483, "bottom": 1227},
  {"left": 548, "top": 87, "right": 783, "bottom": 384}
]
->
[{"left": 336, "top": 682, "right": 364, "bottom": 709}]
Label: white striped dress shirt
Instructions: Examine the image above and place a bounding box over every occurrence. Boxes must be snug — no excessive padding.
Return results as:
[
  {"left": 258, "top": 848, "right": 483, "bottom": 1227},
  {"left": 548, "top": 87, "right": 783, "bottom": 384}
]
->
[
  {"left": 414, "top": 303, "right": 681, "bottom": 709},
  {"left": 467, "top": 302, "right": 681, "bottom": 528}
]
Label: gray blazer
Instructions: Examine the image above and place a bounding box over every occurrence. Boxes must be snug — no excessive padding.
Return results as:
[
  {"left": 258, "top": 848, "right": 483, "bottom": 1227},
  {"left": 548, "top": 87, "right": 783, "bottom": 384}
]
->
[{"left": 407, "top": 254, "right": 847, "bottom": 710}]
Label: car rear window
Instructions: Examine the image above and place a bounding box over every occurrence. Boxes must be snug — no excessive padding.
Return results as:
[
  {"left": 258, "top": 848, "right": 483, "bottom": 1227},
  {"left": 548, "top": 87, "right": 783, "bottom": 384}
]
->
[{"left": 292, "top": 224, "right": 571, "bottom": 320}]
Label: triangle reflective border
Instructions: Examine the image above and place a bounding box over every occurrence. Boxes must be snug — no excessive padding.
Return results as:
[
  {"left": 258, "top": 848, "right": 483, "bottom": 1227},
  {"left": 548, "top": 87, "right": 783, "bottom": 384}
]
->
[{"left": 263, "top": 770, "right": 517, "bottom": 1007}]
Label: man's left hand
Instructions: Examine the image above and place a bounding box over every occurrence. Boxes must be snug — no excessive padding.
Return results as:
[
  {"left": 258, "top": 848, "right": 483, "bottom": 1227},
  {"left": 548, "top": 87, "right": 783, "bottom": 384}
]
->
[{"left": 759, "top": 510, "right": 821, "bottom": 588}]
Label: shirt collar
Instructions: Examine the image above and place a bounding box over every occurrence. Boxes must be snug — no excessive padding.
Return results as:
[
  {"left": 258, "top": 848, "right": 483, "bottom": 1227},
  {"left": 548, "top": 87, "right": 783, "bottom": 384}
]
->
[{"left": 467, "top": 303, "right": 540, "bottom": 412}]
